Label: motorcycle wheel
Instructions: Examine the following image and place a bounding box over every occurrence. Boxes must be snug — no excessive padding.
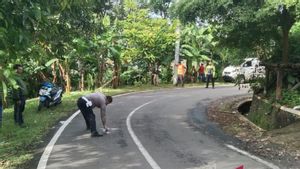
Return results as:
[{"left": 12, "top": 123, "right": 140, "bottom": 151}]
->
[{"left": 45, "top": 100, "right": 50, "bottom": 108}]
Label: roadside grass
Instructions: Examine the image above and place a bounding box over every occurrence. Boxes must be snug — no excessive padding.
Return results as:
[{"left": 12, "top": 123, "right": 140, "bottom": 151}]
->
[{"left": 0, "top": 82, "right": 230, "bottom": 169}]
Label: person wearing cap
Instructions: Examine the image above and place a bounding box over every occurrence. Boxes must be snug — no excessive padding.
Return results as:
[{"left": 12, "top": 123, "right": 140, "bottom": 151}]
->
[{"left": 77, "top": 92, "right": 113, "bottom": 137}]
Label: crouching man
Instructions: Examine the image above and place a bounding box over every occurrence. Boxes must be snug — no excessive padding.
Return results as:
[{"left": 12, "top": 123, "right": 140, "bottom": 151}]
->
[{"left": 77, "top": 92, "right": 113, "bottom": 137}]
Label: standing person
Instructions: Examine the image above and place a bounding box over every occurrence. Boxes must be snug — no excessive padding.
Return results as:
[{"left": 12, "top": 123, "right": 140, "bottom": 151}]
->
[
  {"left": 12, "top": 64, "right": 28, "bottom": 127},
  {"left": 191, "top": 66, "right": 197, "bottom": 83},
  {"left": 77, "top": 92, "right": 113, "bottom": 137},
  {"left": 205, "top": 61, "right": 216, "bottom": 88},
  {"left": 198, "top": 63, "right": 205, "bottom": 82},
  {"left": 175, "top": 61, "right": 186, "bottom": 87}
]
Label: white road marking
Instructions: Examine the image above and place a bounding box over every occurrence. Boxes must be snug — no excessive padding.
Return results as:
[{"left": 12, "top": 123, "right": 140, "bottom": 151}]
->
[
  {"left": 225, "top": 144, "right": 280, "bottom": 169},
  {"left": 37, "top": 110, "right": 81, "bottom": 169},
  {"left": 126, "top": 101, "right": 161, "bottom": 169}
]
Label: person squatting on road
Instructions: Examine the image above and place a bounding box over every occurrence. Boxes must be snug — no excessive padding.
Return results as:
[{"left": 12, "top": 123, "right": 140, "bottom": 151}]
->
[
  {"left": 175, "top": 61, "right": 186, "bottom": 87},
  {"left": 205, "top": 61, "right": 216, "bottom": 89},
  {"left": 77, "top": 92, "right": 113, "bottom": 137}
]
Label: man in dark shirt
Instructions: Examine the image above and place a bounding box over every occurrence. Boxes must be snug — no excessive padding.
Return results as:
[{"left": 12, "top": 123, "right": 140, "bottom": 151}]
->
[
  {"left": 198, "top": 63, "right": 205, "bottom": 82},
  {"left": 77, "top": 92, "right": 113, "bottom": 137},
  {"left": 12, "top": 64, "right": 28, "bottom": 127}
]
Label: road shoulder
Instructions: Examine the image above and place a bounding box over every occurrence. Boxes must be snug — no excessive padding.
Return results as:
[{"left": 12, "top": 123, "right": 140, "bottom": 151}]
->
[{"left": 207, "top": 94, "right": 300, "bottom": 168}]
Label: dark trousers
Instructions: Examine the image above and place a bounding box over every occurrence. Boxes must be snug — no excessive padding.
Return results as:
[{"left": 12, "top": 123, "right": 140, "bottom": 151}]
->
[
  {"left": 14, "top": 98, "right": 26, "bottom": 125},
  {"left": 199, "top": 73, "right": 205, "bottom": 82},
  {"left": 176, "top": 74, "right": 184, "bottom": 87},
  {"left": 77, "top": 97, "right": 97, "bottom": 133},
  {"left": 206, "top": 74, "right": 215, "bottom": 88}
]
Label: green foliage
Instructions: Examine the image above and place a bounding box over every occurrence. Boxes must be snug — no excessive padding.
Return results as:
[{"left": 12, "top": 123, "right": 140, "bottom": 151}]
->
[
  {"left": 120, "top": 66, "right": 145, "bottom": 85},
  {"left": 280, "top": 90, "right": 300, "bottom": 107},
  {"left": 289, "top": 22, "right": 300, "bottom": 62},
  {"left": 171, "top": 0, "right": 300, "bottom": 61}
]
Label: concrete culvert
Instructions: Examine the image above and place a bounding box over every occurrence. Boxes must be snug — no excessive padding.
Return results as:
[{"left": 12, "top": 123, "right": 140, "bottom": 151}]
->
[{"left": 238, "top": 100, "right": 252, "bottom": 115}]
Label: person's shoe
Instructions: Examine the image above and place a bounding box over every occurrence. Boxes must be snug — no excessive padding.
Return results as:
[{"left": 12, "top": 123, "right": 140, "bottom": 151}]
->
[{"left": 91, "top": 132, "right": 103, "bottom": 137}]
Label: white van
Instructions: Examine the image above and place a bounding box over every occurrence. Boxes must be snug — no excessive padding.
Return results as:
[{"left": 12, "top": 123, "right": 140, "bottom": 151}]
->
[
  {"left": 222, "top": 66, "right": 239, "bottom": 82},
  {"left": 222, "top": 58, "right": 265, "bottom": 83},
  {"left": 239, "top": 58, "right": 265, "bottom": 82}
]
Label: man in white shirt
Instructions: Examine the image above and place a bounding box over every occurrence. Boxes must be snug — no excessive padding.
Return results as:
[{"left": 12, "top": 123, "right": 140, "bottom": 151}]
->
[{"left": 77, "top": 92, "right": 113, "bottom": 137}]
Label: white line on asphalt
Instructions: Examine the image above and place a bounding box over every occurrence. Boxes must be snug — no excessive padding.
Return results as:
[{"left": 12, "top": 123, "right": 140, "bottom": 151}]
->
[
  {"left": 225, "top": 144, "right": 280, "bottom": 169},
  {"left": 126, "top": 101, "right": 162, "bottom": 169},
  {"left": 37, "top": 110, "right": 80, "bottom": 169}
]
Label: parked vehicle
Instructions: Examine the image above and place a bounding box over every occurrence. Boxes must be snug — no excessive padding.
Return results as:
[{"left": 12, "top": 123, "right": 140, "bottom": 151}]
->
[
  {"left": 239, "top": 58, "right": 265, "bottom": 83},
  {"left": 222, "top": 58, "right": 265, "bottom": 83},
  {"left": 222, "top": 65, "right": 240, "bottom": 82},
  {"left": 38, "top": 82, "right": 63, "bottom": 111}
]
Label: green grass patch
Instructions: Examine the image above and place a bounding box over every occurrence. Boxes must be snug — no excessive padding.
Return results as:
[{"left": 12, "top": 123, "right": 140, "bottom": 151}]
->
[
  {"left": 0, "top": 83, "right": 225, "bottom": 169},
  {"left": 279, "top": 90, "right": 300, "bottom": 108},
  {"left": 268, "top": 89, "right": 300, "bottom": 108}
]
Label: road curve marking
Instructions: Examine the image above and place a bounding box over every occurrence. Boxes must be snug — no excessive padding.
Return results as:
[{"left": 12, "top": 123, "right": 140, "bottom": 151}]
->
[
  {"left": 126, "top": 101, "right": 161, "bottom": 169},
  {"left": 37, "top": 110, "right": 81, "bottom": 169},
  {"left": 225, "top": 144, "right": 280, "bottom": 169}
]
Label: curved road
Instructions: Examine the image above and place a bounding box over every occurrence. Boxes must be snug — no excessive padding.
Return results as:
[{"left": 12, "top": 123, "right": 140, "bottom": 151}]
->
[{"left": 38, "top": 87, "right": 278, "bottom": 169}]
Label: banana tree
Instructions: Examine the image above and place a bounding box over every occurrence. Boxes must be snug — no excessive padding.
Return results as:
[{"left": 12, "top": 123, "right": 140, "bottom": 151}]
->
[{"left": 0, "top": 67, "right": 18, "bottom": 103}]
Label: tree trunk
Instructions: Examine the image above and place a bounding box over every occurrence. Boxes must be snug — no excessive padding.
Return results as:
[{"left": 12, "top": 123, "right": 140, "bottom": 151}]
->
[
  {"left": 186, "top": 58, "right": 190, "bottom": 82},
  {"left": 264, "top": 68, "right": 269, "bottom": 95},
  {"left": 275, "top": 69, "right": 283, "bottom": 100},
  {"left": 51, "top": 62, "right": 57, "bottom": 83},
  {"left": 276, "top": 27, "right": 290, "bottom": 100},
  {"left": 112, "top": 60, "right": 120, "bottom": 89},
  {"left": 58, "top": 63, "right": 71, "bottom": 94},
  {"left": 173, "top": 26, "right": 180, "bottom": 85},
  {"left": 275, "top": 6, "right": 294, "bottom": 100},
  {"left": 78, "top": 60, "right": 85, "bottom": 91},
  {"left": 65, "top": 72, "right": 71, "bottom": 94},
  {"left": 97, "top": 55, "right": 105, "bottom": 87},
  {"left": 149, "top": 63, "right": 155, "bottom": 85},
  {"left": 80, "top": 69, "right": 84, "bottom": 91}
]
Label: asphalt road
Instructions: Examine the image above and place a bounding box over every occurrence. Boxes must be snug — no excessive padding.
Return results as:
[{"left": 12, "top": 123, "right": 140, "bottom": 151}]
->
[{"left": 39, "top": 86, "right": 278, "bottom": 169}]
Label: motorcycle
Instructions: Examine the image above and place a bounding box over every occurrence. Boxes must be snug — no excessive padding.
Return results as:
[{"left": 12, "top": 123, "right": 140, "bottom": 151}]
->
[{"left": 38, "top": 82, "right": 63, "bottom": 111}]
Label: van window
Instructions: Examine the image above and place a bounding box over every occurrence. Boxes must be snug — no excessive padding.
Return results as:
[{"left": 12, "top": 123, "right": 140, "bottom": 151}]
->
[{"left": 243, "top": 61, "right": 252, "bottom": 67}]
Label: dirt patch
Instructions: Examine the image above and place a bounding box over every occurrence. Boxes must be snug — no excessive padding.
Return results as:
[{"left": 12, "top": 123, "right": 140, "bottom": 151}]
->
[{"left": 207, "top": 95, "right": 300, "bottom": 168}]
